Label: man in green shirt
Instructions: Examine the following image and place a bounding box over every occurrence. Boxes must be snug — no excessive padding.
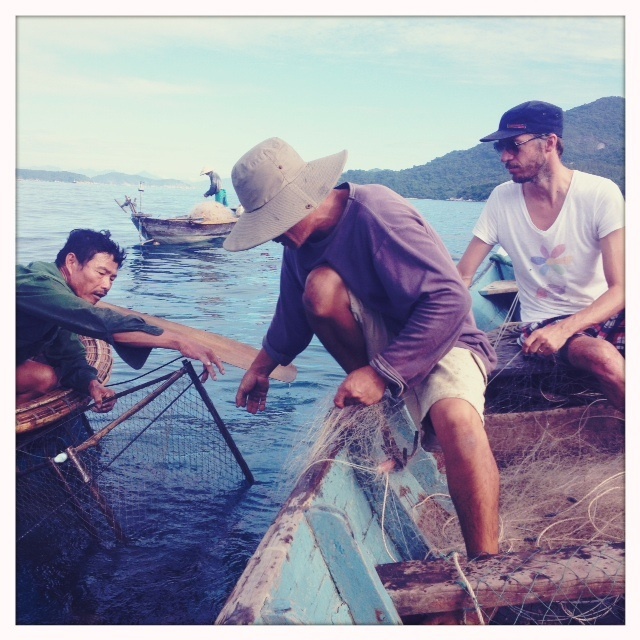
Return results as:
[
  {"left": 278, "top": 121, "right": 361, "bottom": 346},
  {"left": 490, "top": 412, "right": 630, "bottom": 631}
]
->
[{"left": 17, "top": 229, "right": 224, "bottom": 410}]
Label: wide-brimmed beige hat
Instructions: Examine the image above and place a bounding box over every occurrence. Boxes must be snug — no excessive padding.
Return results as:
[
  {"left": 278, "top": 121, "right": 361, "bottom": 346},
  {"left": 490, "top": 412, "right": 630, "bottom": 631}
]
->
[{"left": 223, "top": 137, "right": 347, "bottom": 252}]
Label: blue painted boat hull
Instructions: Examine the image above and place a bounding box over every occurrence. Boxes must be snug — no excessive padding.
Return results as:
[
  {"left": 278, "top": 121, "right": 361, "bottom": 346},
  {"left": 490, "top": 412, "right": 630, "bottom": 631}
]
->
[
  {"left": 217, "top": 256, "right": 514, "bottom": 625},
  {"left": 216, "top": 253, "right": 623, "bottom": 625}
]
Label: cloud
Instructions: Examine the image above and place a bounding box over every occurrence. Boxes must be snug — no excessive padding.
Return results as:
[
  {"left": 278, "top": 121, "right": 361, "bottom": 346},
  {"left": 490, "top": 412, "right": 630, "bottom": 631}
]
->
[
  {"left": 14, "top": 13, "right": 626, "bottom": 178},
  {"left": 18, "top": 15, "right": 623, "bottom": 65}
]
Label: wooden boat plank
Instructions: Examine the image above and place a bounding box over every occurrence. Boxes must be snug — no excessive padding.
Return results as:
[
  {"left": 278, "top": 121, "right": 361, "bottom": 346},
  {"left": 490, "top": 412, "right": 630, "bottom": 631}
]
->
[
  {"left": 96, "top": 301, "right": 297, "bottom": 383},
  {"left": 347, "top": 406, "right": 450, "bottom": 560},
  {"left": 317, "top": 454, "right": 406, "bottom": 567},
  {"left": 485, "top": 404, "right": 624, "bottom": 461},
  {"left": 216, "top": 458, "right": 337, "bottom": 624},
  {"left": 307, "top": 507, "right": 402, "bottom": 624},
  {"left": 260, "top": 518, "right": 349, "bottom": 624},
  {"left": 315, "top": 455, "right": 393, "bottom": 563},
  {"left": 479, "top": 280, "right": 518, "bottom": 296},
  {"left": 363, "top": 466, "right": 433, "bottom": 561},
  {"left": 376, "top": 542, "right": 624, "bottom": 618},
  {"left": 217, "top": 453, "right": 404, "bottom": 624},
  {"left": 281, "top": 466, "right": 400, "bottom": 622}
]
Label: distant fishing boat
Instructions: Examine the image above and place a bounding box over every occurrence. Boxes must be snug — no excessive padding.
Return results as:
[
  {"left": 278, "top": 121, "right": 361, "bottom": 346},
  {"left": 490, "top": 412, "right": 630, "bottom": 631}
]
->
[
  {"left": 216, "top": 252, "right": 624, "bottom": 626},
  {"left": 115, "top": 182, "right": 239, "bottom": 245}
]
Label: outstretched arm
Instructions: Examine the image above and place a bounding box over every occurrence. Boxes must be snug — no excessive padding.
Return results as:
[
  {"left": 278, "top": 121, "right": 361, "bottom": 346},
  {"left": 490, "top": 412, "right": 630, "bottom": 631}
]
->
[
  {"left": 112, "top": 329, "right": 225, "bottom": 381},
  {"left": 457, "top": 236, "right": 495, "bottom": 288}
]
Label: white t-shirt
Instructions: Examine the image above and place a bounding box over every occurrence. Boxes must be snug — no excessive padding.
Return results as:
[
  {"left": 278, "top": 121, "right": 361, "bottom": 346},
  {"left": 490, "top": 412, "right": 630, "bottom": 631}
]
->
[{"left": 473, "top": 171, "right": 624, "bottom": 323}]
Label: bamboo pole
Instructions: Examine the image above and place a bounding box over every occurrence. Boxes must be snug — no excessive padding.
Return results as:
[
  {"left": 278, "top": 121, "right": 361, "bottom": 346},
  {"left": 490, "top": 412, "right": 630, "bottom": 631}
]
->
[{"left": 97, "top": 301, "right": 297, "bottom": 383}]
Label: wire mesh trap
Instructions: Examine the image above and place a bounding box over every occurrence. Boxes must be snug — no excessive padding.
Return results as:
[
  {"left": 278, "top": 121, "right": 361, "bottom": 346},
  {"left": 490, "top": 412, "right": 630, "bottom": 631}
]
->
[{"left": 17, "top": 360, "right": 254, "bottom": 549}]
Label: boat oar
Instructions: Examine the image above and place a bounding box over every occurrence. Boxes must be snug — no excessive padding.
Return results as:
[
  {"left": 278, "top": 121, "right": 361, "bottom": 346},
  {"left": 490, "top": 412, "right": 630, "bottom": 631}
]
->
[{"left": 96, "top": 301, "right": 297, "bottom": 383}]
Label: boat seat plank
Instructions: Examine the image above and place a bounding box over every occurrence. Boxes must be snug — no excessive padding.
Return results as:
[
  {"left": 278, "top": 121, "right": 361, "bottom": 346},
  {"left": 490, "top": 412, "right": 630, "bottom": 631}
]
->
[
  {"left": 479, "top": 280, "right": 518, "bottom": 297},
  {"left": 376, "top": 542, "right": 624, "bottom": 618}
]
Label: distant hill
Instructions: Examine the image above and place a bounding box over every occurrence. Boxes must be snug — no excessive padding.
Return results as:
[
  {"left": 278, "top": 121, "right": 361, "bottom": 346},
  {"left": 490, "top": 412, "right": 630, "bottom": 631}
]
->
[
  {"left": 91, "top": 172, "right": 187, "bottom": 187},
  {"left": 17, "top": 97, "right": 623, "bottom": 199},
  {"left": 341, "top": 96, "right": 624, "bottom": 200},
  {"left": 16, "top": 169, "right": 91, "bottom": 183},
  {"left": 16, "top": 168, "right": 190, "bottom": 188}
]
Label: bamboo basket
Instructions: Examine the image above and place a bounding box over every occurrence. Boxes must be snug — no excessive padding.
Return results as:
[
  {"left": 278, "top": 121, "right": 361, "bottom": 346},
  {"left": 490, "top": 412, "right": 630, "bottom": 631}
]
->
[{"left": 16, "top": 336, "right": 113, "bottom": 434}]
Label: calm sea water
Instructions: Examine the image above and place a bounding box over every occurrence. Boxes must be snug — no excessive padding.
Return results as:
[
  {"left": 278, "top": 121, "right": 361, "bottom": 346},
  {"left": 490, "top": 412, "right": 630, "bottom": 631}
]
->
[{"left": 15, "top": 179, "right": 485, "bottom": 625}]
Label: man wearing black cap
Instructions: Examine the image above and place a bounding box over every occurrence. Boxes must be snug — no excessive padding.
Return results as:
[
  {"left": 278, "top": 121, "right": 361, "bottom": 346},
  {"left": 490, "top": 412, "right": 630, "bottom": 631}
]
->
[{"left": 457, "top": 101, "right": 625, "bottom": 410}]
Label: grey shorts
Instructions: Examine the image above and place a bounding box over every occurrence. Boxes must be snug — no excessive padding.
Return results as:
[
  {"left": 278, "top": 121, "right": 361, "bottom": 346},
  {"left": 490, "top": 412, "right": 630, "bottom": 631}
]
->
[{"left": 349, "top": 292, "right": 488, "bottom": 448}]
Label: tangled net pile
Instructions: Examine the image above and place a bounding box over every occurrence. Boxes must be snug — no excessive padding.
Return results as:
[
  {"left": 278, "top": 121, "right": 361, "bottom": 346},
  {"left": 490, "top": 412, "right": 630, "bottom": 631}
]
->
[
  {"left": 484, "top": 323, "right": 608, "bottom": 414},
  {"left": 189, "top": 201, "right": 236, "bottom": 223},
  {"left": 289, "top": 378, "right": 624, "bottom": 624}
]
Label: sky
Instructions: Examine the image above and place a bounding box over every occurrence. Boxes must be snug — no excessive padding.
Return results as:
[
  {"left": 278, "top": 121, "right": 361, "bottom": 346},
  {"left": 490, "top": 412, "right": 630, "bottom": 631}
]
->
[{"left": 10, "top": 8, "right": 631, "bottom": 183}]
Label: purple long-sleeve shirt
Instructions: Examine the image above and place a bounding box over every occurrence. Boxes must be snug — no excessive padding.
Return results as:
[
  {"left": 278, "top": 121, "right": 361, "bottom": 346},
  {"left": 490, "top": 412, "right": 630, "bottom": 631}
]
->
[{"left": 263, "top": 183, "right": 496, "bottom": 395}]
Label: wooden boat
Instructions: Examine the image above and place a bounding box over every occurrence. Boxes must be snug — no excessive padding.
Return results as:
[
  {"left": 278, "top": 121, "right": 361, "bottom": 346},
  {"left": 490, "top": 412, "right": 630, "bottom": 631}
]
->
[
  {"left": 116, "top": 194, "right": 238, "bottom": 245},
  {"left": 216, "top": 252, "right": 625, "bottom": 625}
]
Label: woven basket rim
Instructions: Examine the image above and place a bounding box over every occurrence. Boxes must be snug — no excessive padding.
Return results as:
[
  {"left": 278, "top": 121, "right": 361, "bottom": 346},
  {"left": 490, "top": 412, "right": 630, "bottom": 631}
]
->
[{"left": 16, "top": 336, "right": 113, "bottom": 434}]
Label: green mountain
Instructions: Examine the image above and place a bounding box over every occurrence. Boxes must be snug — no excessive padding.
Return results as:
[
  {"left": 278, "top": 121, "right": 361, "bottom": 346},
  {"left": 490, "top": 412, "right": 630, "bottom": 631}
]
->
[
  {"left": 340, "top": 97, "right": 624, "bottom": 201},
  {"left": 16, "top": 168, "right": 190, "bottom": 187},
  {"left": 91, "top": 172, "right": 187, "bottom": 187},
  {"left": 16, "top": 169, "right": 91, "bottom": 183}
]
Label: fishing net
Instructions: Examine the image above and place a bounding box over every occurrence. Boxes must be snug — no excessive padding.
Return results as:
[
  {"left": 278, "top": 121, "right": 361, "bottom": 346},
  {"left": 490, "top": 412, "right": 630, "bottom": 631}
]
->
[
  {"left": 188, "top": 202, "right": 236, "bottom": 223},
  {"left": 484, "top": 323, "right": 608, "bottom": 413},
  {"left": 290, "top": 329, "right": 625, "bottom": 626},
  {"left": 16, "top": 360, "right": 253, "bottom": 549}
]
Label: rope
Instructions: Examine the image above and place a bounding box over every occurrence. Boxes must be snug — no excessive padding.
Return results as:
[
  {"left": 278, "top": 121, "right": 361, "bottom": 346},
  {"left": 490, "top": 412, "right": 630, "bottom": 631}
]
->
[
  {"left": 451, "top": 551, "right": 485, "bottom": 625},
  {"left": 107, "top": 355, "right": 183, "bottom": 386},
  {"left": 491, "top": 292, "right": 520, "bottom": 347},
  {"left": 380, "top": 472, "right": 398, "bottom": 562}
]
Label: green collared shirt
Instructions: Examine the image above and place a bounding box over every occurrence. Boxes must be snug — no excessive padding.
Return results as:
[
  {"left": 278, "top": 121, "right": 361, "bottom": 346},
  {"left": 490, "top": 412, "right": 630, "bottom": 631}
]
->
[{"left": 17, "top": 261, "right": 163, "bottom": 393}]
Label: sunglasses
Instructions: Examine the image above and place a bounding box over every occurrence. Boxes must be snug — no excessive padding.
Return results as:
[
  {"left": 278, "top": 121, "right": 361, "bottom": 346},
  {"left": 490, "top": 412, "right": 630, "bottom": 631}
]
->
[{"left": 493, "top": 134, "right": 547, "bottom": 155}]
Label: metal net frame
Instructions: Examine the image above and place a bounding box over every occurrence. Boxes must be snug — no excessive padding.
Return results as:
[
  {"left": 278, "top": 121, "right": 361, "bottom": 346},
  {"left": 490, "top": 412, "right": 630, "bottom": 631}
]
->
[{"left": 17, "top": 360, "right": 253, "bottom": 549}]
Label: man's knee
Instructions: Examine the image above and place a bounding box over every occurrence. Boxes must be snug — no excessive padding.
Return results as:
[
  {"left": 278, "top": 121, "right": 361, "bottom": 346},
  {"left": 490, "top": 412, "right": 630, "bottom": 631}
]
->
[
  {"left": 567, "top": 336, "right": 624, "bottom": 380},
  {"left": 17, "top": 361, "right": 59, "bottom": 397},
  {"left": 428, "top": 398, "right": 487, "bottom": 453},
  {"left": 303, "top": 266, "right": 348, "bottom": 319}
]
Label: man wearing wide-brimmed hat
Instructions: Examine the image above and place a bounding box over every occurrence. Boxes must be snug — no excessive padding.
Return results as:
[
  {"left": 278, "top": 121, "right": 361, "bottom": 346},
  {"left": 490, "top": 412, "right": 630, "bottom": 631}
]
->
[
  {"left": 457, "top": 101, "right": 625, "bottom": 411},
  {"left": 200, "top": 166, "right": 228, "bottom": 206},
  {"left": 224, "top": 137, "right": 501, "bottom": 558}
]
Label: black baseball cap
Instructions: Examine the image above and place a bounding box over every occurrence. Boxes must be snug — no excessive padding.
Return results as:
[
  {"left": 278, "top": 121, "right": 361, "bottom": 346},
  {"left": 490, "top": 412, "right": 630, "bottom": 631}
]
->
[{"left": 480, "top": 101, "right": 563, "bottom": 142}]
